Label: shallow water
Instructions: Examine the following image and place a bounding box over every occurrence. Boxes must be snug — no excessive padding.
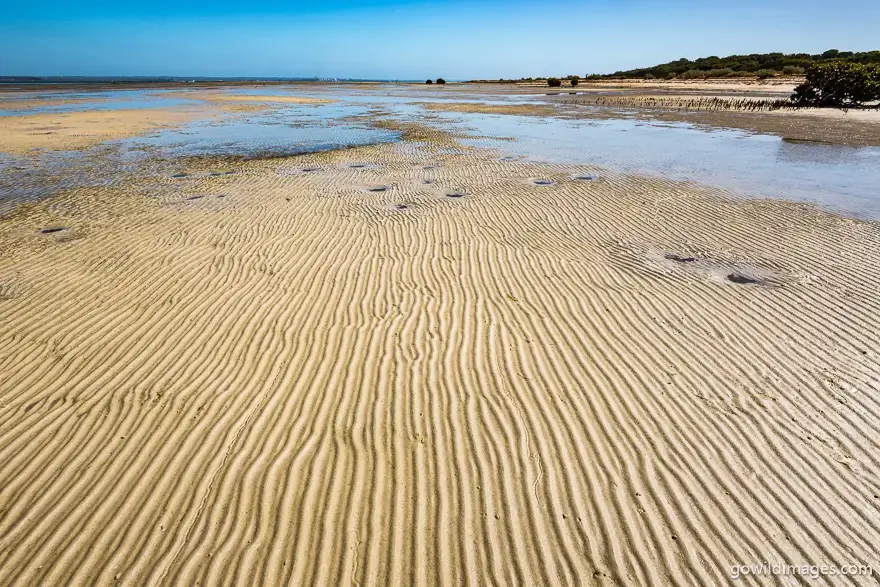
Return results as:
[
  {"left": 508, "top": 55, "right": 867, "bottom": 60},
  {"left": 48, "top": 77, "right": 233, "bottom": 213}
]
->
[
  {"left": 2, "top": 86, "right": 879, "bottom": 219},
  {"left": 0, "top": 93, "right": 404, "bottom": 212},
  {"left": 433, "top": 112, "right": 880, "bottom": 219},
  {"left": 0, "top": 90, "right": 201, "bottom": 116},
  {"left": 125, "top": 104, "right": 398, "bottom": 158}
]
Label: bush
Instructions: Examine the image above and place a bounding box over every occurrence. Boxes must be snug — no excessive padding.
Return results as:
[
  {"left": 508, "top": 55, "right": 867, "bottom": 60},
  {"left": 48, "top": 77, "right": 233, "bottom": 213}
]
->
[
  {"left": 436, "top": 78, "right": 446, "bottom": 85},
  {"left": 547, "top": 77, "right": 562, "bottom": 87},
  {"left": 755, "top": 69, "right": 776, "bottom": 79},
  {"left": 793, "top": 61, "right": 880, "bottom": 107},
  {"left": 783, "top": 65, "right": 805, "bottom": 75},
  {"left": 644, "top": 73, "right": 655, "bottom": 80},
  {"left": 705, "top": 68, "right": 734, "bottom": 77},
  {"left": 569, "top": 76, "right": 580, "bottom": 87},
  {"left": 595, "top": 50, "right": 880, "bottom": 81},
  {"left": 679, "top": 69, "right": 707, "bottom": 79},
  {"left": 425, "top": 79, "right": 433, "bottom": 84}
]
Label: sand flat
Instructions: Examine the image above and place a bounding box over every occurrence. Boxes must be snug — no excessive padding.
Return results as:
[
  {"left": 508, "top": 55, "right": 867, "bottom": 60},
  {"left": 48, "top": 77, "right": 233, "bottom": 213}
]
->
[
  {"left": 0, "top": 108, "right": 208, "bottom": 154},
  {"left": 174, "top": 91, "right": 335, "bottom": 105},
  {"left": 1, "top": 110, "right": 879, "bottom": 586},
  {"left": 0, "top": 96, "right": 111, "bottom": 111},
  {"left": 541, "top": 78, "right": 803, "bottom": 94}
]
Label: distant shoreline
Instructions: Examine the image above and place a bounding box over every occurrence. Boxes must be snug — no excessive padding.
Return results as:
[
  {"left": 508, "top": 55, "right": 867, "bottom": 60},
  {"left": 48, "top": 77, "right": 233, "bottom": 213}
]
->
[
  {"left": 0, "top": 79, "right": 441, "bottom": 93},
  {"left": 2, "top": 80, "right": 878, "bottom": 147}
]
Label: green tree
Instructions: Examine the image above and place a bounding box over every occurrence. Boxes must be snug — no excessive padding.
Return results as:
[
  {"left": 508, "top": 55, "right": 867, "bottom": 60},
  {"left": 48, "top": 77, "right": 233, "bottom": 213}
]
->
[
  {"left": 436, "top": 78, "right": 446, "bottom": 85},
  {"left": 547, "top": 77, "right": 562, "bottom": 87},
  {"left": 792, "top": 61, "right": 880, "bottom": 107},
  {"left": 595, "top": 49, "right": 880, "bottom": 79}
]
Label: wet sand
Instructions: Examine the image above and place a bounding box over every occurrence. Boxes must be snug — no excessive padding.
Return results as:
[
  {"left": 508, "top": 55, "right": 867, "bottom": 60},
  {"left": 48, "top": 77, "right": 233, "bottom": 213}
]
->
[
  {"left": 418, "top": 102, "right": 557, "bottom": 116},
  {"left": 1, "top": 99, "right": 879, "bottom": 585},
  {"left": 4, "top": 81, "right": 879, "bottom": 146},
  {"left": 637, "top": 107, "right": 880, "bottom": 147},
  {"left": 546, "top": 91, "right": 880, "bottom": 147},
  {"left": 424, "top": 81, "right": 880, "bottom": 147},
  {"left": 169, "top": 91, "right": 335, "bottom": 105}
]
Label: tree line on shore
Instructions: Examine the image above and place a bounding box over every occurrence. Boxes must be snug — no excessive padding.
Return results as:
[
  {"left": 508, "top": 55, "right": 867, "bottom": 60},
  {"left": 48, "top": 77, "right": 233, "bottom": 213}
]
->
[
  {"left": 468, "top": 50, "right": 880, "bottom": 108},
  {"left": 594, "top": 49, "right": 880, "bottom": 80},
  {"left": 474, "top": 49, "right": 879, "bottom": 84}
]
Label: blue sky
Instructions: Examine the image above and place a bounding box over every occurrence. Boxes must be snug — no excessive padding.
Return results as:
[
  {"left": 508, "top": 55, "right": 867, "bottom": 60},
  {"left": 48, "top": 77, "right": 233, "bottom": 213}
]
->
[{"left": 1, "top": 0, "right": 878, "bottom": 79}]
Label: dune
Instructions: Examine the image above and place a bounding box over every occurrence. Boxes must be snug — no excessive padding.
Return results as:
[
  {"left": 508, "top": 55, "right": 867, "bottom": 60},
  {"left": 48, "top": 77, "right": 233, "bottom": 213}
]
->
[{"left": 0, "top": 125, "right": 879, "bottom": 585}]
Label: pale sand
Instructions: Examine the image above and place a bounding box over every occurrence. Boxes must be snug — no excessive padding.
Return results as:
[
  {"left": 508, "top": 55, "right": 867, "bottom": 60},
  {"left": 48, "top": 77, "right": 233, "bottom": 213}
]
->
[
  {"left": 560, "top": 78, "right": 803, "bottom": 94},
  {"left": 0, "top": 97, "right": 111, "bottom": 111},
  {"left": 1, "top": 124, "right": 880, "bottom": 585},
  {"left": 0, "top": 108, "right": 209, "bottom": 155},
  {"left": 173, "top": 91, "right": 335, "bottom": 105}
]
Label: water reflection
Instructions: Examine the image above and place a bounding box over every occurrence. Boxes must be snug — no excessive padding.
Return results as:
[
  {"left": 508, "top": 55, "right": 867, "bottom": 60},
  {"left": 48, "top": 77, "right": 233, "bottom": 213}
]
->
[
  {"left": 436, "top": 111, "right": 880, "bottom": 219},
  {"left": 776, "top": 138, "right": 853, "bottom": 165}
]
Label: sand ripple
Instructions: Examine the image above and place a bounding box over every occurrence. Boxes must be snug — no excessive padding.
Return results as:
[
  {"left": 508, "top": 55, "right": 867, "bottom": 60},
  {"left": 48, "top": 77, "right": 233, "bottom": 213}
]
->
[{"left": 1, "top": 144, "right": 879, "bottom": 585}]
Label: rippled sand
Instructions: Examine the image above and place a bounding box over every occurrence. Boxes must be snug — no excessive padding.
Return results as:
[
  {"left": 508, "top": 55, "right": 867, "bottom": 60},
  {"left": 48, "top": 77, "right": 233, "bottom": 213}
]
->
[{"left": 1, "top": 107, "right": 879, "bottom": 585}]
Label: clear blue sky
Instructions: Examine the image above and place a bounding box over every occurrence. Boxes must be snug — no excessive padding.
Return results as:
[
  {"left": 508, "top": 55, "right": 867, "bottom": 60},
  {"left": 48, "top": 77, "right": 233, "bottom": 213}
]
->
[{"left": 2, "top": 0, "right": 878, "bottom": 79}]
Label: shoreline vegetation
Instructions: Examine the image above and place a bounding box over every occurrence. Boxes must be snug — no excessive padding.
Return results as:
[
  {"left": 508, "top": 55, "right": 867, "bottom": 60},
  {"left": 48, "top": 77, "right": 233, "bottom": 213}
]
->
[
  {"left": 471, "top": 49, "right": 880, "bottom": 82},
  {"left": 473, "top": 51, "right": 880, "bottom": 111}
]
